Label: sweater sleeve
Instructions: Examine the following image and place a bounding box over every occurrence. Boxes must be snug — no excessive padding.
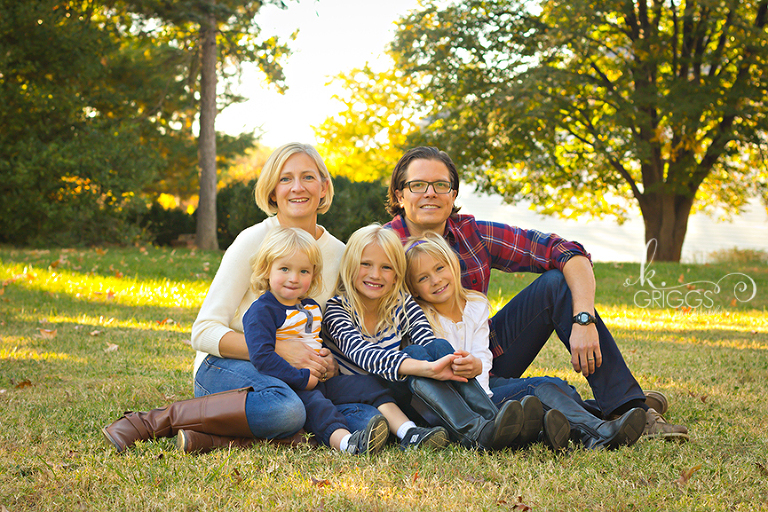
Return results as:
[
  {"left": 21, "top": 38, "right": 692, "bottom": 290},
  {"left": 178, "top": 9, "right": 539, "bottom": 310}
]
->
[
  {"left": 323, "top": 296, "right": 410, "bottom": 382},
  {"left": 191, "top": 219, "right": 276, "bottom": 356},
  {"left": 243, "top": 296, "right": 310, "bottom": 391}
]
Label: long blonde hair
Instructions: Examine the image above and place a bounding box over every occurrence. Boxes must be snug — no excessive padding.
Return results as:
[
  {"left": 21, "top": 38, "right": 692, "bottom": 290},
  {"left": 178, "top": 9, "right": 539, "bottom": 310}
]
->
[
  {"left": 404, "top": 232, "right": 487, "bottom": 336},
  {"left": 335, "top": 224, "right": 407, "bottom": 336},
  {"left": 250, "top": 227, "right": 324, "bottom": 300}
]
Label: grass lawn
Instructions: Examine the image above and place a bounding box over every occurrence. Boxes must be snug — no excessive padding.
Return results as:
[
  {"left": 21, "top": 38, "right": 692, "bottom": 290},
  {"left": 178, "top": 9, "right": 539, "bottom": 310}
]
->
[{"left": 1, "top": 245, "right": 767, "bottom": 511}]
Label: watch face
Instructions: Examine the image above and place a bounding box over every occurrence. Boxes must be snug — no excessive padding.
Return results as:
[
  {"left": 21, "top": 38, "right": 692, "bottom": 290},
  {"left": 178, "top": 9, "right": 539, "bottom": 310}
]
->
[{"left": 578, "top": 313, "right": 588, "bottom": 324}]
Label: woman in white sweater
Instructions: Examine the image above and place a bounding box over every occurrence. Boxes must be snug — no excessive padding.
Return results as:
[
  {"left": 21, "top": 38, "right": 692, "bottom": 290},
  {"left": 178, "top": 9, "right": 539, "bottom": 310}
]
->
[{"left": 102, "top": 143, "right": 380, "bottom": 454}]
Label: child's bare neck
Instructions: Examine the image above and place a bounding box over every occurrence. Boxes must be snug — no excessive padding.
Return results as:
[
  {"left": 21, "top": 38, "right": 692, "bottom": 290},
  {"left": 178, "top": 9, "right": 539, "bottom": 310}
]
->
[{"left": 433, "top": 298, "right": 464, "bottom": 323}]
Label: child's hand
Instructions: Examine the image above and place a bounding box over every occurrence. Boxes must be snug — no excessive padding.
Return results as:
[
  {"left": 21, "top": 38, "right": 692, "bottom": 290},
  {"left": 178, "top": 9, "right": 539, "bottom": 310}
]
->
[
  {"left": 451, "top": 351, "right": 482, "bottom": 379},
  {"left": 427, "top": 354, "right": 468, "bottom": 383},
  {"left": 306, "top": 374, "right": 319, "bottom": 390}
]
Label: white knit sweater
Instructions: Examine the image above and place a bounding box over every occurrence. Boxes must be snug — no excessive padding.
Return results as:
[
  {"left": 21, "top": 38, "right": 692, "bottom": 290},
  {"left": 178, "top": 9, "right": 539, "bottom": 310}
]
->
[{"left": 190, "top": 215, "right": 345, "bottom": 376}]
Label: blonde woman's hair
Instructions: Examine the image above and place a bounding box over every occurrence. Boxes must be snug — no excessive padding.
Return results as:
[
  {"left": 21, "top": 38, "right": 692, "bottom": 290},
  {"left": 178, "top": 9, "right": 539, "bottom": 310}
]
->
[
  {"left": 404, "top": 232, "right": 487, "bottom": 336},
  {"left": 253, "top": 142, "right": 334, "bottom": 216},
  {"left": 249, "top": 227, "right": 324, "bottom": 299},
  {"left": 335, "top": 224, "right": 407, "bottom": 336}
]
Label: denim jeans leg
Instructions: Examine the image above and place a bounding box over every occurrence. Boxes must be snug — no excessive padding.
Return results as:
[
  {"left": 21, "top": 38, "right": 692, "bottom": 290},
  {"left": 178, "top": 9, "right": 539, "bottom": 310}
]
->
[
  {"left": 194, "top": 355, "right": 305, "bottom": 439},
  {"left": 335, "top": 403, "right": 381, "bottom": 433},
  {"left": 489, "top": 270, "right": 645, "bottom": 415}
]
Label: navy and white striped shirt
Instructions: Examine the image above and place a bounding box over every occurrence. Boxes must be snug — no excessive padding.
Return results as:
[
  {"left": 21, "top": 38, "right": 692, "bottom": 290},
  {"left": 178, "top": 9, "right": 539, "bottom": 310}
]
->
[{"left": 322, "top": 293, "right": 437, "bottom": 382}]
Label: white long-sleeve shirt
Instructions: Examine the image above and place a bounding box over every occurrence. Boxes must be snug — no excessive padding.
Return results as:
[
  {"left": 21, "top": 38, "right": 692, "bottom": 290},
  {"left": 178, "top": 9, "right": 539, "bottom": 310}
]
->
[
  {"left": 434, "top": 297, "right": 494, "bottom": 396},
  {"left": 190, "top": 215, "right": 345, "bottom": 376}
]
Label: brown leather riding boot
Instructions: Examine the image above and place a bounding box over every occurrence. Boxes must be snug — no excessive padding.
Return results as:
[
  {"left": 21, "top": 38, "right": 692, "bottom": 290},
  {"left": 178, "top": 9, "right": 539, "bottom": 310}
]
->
[
  {"left": 102, "top": 387, "right": 253, "bottom": 452},
  {"left": 176, "top": 428, "right": 318, "bottom": 454}
]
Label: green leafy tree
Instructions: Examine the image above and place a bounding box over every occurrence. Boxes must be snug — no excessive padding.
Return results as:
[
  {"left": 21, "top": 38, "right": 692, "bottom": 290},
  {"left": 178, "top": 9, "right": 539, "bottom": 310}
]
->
[
  {"left": 315, "top": 62, "right": 424, "bottom": 183},
  {"left": 0, "top": 0, "right": 175, "bottom": 245},
  {"left": 120, "top": 0, "right": 293, "bottom": 250},
  {"left": 387, "top": 0, "right": 768, "bottom": 262}
]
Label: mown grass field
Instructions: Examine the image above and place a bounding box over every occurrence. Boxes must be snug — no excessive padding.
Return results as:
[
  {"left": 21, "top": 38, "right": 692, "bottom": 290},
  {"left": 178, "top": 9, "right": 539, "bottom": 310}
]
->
[{"left": 1, "top": 245, "right": 767, "bottom": 511}]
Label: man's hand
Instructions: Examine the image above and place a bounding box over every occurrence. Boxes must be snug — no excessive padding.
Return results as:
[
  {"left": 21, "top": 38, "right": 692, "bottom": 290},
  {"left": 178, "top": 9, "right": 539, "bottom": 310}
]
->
[
  {"left": 570, "top": 324, "right": 602, "bottom": 377},
  {"left": 451, "top": 350, "right": 482, "bottom": 379}
]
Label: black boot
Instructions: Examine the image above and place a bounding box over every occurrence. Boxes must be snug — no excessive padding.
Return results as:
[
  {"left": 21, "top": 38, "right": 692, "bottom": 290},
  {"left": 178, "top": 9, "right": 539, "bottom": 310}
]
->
[
  {"left": 541, "top": 409, "right": 570, "bottom": 450},
  {"left": 534, "top": 382, "right": 645, "bottom": 450},
  {"left": 451, "top": 378, "right": 497, "bottom": 420},
  {"left": 410, "top": 377, "right": 523, "bottom": 450},
  {"left": 516, "top": 396, "right": 544, "bottom": 446}
]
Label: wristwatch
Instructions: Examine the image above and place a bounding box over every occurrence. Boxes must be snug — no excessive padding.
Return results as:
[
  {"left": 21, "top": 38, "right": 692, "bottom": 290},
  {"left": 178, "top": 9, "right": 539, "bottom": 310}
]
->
[{"left": 572, "top": 312, "right": 596, "bottom": 326}]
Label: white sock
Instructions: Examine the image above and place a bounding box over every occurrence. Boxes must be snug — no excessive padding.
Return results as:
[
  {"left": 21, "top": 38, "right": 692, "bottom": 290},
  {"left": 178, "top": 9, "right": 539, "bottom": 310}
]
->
[
  {"left": 396, "top": 421, "right": 417, "bottom": 440},
  {"left": 339, "top": 433, "right": 352, "bottom": 452}
]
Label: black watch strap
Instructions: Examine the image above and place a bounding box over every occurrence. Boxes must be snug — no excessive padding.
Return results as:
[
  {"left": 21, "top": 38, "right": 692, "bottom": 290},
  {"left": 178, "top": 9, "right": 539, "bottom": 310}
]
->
[{"left": 572, "top": 312, "right": 596, "bottom": 325}]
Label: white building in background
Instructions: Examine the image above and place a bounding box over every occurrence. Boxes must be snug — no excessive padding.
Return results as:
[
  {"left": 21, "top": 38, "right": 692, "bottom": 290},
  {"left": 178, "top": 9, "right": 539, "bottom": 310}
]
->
[{"left": 456, "top": 188, "right": 768, "bottom": 263}]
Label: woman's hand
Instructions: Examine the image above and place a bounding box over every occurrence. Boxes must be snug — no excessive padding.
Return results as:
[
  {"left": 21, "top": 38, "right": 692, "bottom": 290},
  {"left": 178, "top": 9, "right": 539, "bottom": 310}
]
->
[
  {"left": 451, "top": 350, "right": 482, "bottom": 379},
  {"left": 317, "top": 347, "right": 339, "bottom": 379},
  {"left": 275, "top": 338, "right": 329, "bottom": 378}
]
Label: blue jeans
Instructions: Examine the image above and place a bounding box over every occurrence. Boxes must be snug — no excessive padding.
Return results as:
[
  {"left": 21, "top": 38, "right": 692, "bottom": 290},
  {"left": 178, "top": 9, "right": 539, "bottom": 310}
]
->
[
  {"left": 489, "top": 269, "right": 645, "bottom": 416},
  {"left": 194, "top": 355, "right": 380, "bottom": 439}
]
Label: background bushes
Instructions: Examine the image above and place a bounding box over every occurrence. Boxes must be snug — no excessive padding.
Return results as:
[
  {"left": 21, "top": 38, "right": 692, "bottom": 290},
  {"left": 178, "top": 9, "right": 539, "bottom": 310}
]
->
[{"left": 136, "top": 176, "right": 390, "bottom": 249}]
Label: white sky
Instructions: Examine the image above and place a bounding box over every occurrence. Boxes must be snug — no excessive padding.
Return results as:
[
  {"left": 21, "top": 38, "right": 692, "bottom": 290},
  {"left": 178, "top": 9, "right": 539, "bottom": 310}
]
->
[{"left": 217, "top": 0, "right": 421, "bottom": 147}]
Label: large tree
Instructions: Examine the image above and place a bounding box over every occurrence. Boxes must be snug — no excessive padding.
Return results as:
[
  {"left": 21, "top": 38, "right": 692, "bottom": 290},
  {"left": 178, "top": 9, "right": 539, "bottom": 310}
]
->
[
  {"left": 387, "top": 0, "right": 768, "bottom": 261},
  {"left": 121, "top": 0, "right": 292, "bottom": 249}
]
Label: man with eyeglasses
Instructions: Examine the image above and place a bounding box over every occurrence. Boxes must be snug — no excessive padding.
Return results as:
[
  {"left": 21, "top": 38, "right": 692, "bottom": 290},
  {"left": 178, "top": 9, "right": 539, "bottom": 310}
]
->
[{"left": 383, "top": 146, "right": 688, "bottom": 442}]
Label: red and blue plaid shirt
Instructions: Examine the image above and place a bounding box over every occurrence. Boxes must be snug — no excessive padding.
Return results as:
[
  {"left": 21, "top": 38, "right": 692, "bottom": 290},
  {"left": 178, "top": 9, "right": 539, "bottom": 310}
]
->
[{"left": 385, "top": 213, "right": 591, "bottom": 356}]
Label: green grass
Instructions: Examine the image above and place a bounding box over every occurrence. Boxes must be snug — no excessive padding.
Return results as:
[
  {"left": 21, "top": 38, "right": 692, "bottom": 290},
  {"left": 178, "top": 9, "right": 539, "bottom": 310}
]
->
[{"left": 1, "top": 246, "right": 767, "bottom": 511}]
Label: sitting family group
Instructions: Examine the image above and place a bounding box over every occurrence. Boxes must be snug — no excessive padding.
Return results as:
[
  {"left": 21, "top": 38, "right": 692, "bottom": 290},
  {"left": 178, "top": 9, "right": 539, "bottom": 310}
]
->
[{"left": 102, "top": 143, "right": 689, "bottom": 455}]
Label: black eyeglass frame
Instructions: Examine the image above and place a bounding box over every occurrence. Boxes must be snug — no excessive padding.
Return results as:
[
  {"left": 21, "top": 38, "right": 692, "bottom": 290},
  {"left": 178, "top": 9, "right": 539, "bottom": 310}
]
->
[{"left": 401, "top": 180, "right": 454, "bottom": 194}]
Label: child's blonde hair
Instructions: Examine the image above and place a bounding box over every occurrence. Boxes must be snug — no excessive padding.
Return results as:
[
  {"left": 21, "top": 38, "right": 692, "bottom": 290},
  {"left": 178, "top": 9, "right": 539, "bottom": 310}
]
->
[
  {"left": 335, "top": 224, "right": 407, "bottom": 336},
  {"left": 404, "top": 232, "right": 487, "bottom": 335},
  {"left": 250, "top": 227, "right": 323, "bottom": 299}
]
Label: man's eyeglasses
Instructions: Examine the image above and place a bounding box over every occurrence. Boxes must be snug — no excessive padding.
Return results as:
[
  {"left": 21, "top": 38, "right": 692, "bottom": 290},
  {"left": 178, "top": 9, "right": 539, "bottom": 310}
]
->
[{"left": 402, "top": 180, "right": 453, "bottom": 194}]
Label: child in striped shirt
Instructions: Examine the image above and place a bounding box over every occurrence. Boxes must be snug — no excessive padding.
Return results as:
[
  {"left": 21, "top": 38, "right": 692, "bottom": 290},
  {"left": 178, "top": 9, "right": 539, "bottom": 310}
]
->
[
  {"left": 243, "top": 227, "right": 448, "bottom": 455},
  {"left": 323, "top": 224, "right": 524, "bottom": 450}
]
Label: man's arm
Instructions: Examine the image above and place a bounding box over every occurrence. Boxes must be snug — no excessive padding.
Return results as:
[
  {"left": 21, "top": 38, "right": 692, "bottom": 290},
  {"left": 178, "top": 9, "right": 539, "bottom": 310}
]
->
[{"left": 562, "top": 255, "right": 601, "bottom": 377}]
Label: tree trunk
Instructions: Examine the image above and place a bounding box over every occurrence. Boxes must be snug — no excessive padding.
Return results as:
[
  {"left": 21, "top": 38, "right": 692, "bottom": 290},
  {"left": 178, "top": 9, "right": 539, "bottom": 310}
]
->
[
  {"left": 195, "top": 6, "right": 219, "bottom": 251},
  {"left": 639, "top": 191, "right": 695, "bottom": 262}
]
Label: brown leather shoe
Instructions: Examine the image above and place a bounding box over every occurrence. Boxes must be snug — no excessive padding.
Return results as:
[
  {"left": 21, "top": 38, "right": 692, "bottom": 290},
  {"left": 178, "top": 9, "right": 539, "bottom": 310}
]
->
[
  {"left": 643, "top": 391, "right": 669, "bottom": 415},
  {"left": 643, "top": 408, "right": 689, "bottom": 441}
]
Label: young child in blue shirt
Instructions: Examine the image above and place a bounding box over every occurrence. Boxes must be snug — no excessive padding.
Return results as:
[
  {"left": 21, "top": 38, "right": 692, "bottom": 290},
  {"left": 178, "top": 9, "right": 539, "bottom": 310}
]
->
[{"left": 243, "top": 226, "right": 448, "bottom": 454}]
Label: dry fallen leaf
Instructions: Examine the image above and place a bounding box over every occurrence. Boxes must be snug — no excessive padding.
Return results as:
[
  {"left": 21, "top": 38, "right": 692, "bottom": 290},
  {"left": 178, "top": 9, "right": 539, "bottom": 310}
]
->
[
  {"left": 310, "top": 477, "right": 331, "bottom": 488},
  {"left": 15, "top": 379, "right": 33, "bottom": 389},
  {"left": 39, "top": 328, "right": 57, "bottom": 339},
  {"left": 730, "top": 298, "right": 738, "bottom": 307},
  {"left": 89, "top": 330, "right": 102, "bottom": 337},
  {"left": 231, "top": 468, "right": 244, "bottom": 485},
  {"left": 411, "top": 470, "right": 419, "bottom": 483},
  {"left": 675, "top": 464, "right": 701, "bottom": 487},
  {"left": 678, "top": 274, "right": 685, "bottom": 283},
  {"left": 95, "top": 248, "right": 107, "bottom": 256},
  {"left": 104, "top": 343, "right": 119, "bottom": 353},
  {"left": 513, "top": 495, "right": 532, "bottom": 511},
  {"left": 755, "top": 462, "right": 768, "bottom": 477}
]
